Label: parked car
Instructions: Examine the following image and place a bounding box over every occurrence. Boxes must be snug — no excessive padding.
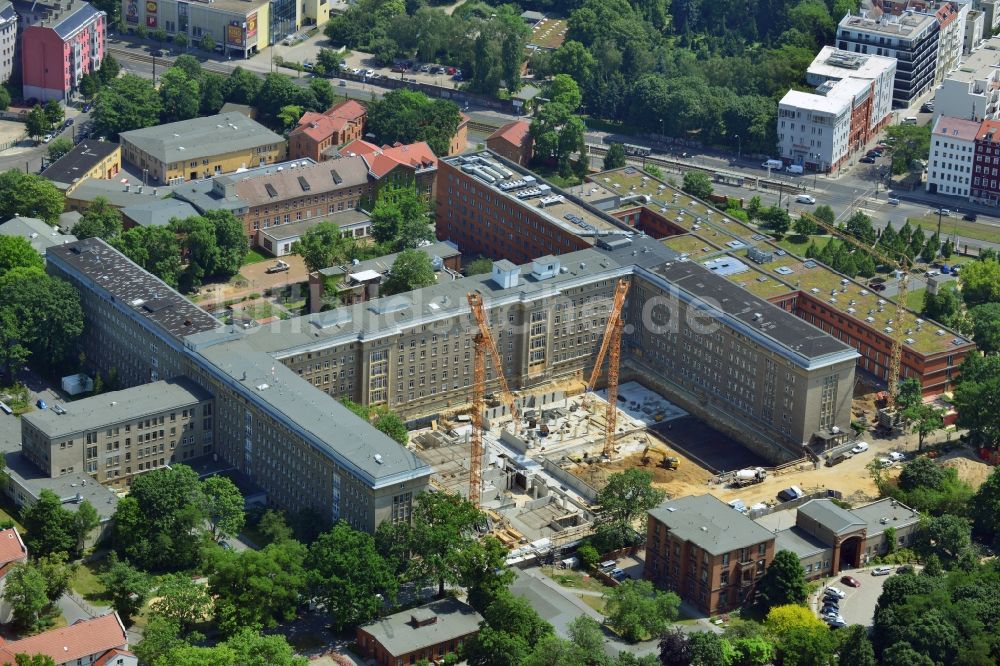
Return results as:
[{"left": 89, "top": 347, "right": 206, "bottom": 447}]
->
[
  {"left": 391, "top": 64, "right": 406, "bottom": 73},
  {"left": 870, "top": 283, "right": 887, "bottom": 292},
  {"left": 36, "top": 399, "right": 47, "bottom": 409},
  {"left": 937, "top": 208, "right": 951, "bottom": 217},
  {"left": 351, "top": 68, "right": 361, "bottom": 75},
  {"left": 447, "top": 66, "right": 456, "bottom": 74},
  {"left": 364, "top": 69, "right": 375, "bottom": 77},
  {"left": 777, "top": 486, "right": 804, "bottom": 502},
  {"left": 453, "top": 73, "right": 463, "bottom": 81},
  {"left": 888, "top": 197, "right": 900, "bottom": 205},
  {"left": 825, "top": 616, "right": 848, "bottom": 628},
  {"left": 860, "top": 156, "right": 877, "bottom": 164},
  {"left": 796, "top": 194, "right": 816, "bottom": 204},
  {"left": 338, "top": 80, "right": 347, "bottom": 87},
  {"left": 850, "top": 441, "right": 869, "bottom": 454},
  {"left": 42, "top": 134, "right": 53, "bottom": 143},
  {"left": 150, "top": 49, "right": 164, "bottom": 57},
  {"left": 825, "top": 586, "right": 846, "bottom": 599},
  {"left": 841, "top": 575, "right": 861, "bottom": 588},
  {"left": 266, "top": 260, "right": 290, "bottom": 274},
  {"left": 872, "top": 566, "right": 892, "bottom": 576},
  {"left": 887, "top": 451, "right": 906, "bottom": 462},
  {"left": 963, "top": 212, "right": 977, "bottom": 221},
  {"left": 896, "top": 565, "right": 914, "bottom": 574},
  {"left": 821, "top": 607, "right": 840, "bottom": 618},
  {"left": 420, "top": 64, "right": 431, "bottom": 72},
  {"left": 82, "top": 103, "right": 92, "bottom": 112},
  {"left": 878, "top": 456, "right": 894, "bottom": 468},
  {"left": 921, "top": 102, "right": 934, "bottom": 112}
]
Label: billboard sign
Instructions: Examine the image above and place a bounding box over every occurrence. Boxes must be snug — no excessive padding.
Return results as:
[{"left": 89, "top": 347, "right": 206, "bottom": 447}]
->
[
  {"left": 226, "top": 21, "right": 244, "bottom": 46},
  {"left": 246, "top": 12, "right": 257, "bottom": 39}
]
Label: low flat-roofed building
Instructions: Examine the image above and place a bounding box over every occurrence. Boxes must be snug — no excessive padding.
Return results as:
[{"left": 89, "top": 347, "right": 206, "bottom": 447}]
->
[
  {"left": 121, "top": 198, "right": 200, "bottom": 229},
  {"left": 41, "top": 140, "right": 121, "bottom": 190},
  {"left": 645, "top": 494, "right": 778, "bottom": 615},
  {"left": 356, "top": 598, "right": 482, "bottom": 666},
  {"left": 258, "top": 209, "right": 372, "bottom": 257},
  {"left": 932, "top": 36, "right": 1000, "bottom": 123},
  {"left": 20, "top": 378, "right": 213, "bottom": 487},
  {"left": 63, "top": 177, "right": 177, "bottom": 212},
  {"left": 119, "top": 112, "right": 286, "bottom": 185},
  {"left": 0, "top": 216, "right": 77, "bottom": 254}
]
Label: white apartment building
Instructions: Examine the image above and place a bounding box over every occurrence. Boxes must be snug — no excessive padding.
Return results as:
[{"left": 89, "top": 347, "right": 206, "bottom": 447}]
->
[
  {"left": 936, "top": 2, "right": 970, "bottom": 82},
  {"left": 0, "top": 1, "right": 15, "bottom": 85},
  {"left": 926, "top": 115, "right": 981, "bottom": 197},
  {"left": 778, "top": 49, "right": 896, "bottom": 172},
  {"left": 965, "top": 9, "right": 984, "bottom": 54},
  {"left": 933, "top": 36, "right": 1000, "bottom": 121},
  {"left": 976, "top": 0, "right": 1000, "bottom": 33}
]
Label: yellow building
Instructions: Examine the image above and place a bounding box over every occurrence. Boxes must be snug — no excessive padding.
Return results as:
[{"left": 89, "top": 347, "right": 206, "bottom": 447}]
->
[
  {"left": 41, "top": 140, "right": 122, "bottom": 192},
  {"left": 124, "top": 0, "right": 273, "bottom": 57},
  {"left": 302, "top": 0, "right": 328, "bottom": 27},
  {"left": 119, "top": 112, "right": 287, "bottom": 185}
]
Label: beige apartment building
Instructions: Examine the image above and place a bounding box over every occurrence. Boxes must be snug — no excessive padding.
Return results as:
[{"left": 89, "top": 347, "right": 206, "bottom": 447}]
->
[{"left": 21, "top": 379, "right": 213, "bottom": 486}]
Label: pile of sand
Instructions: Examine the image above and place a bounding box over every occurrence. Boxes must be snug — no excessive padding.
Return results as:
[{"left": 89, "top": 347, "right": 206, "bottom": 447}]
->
[{"left": 942, "top": 456, "right": 994, "bottom": 490}]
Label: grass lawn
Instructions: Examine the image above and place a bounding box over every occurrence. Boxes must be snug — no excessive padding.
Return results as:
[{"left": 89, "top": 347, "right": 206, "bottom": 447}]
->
[
  {"left": 579, "top": 594, "right": 606, "bottom": 614},
  {"left": 243, "top": 249, "right": 270, "bottom": 265},
  {"left": 776, "top": 234, "right": 833, "bottom": 257},
  {"left": 541, "top": 567, "right": 613, "bottom": 594},
  {"left": 907, "top": 287, "right": 926, "bottom": 310},
  {"left": 70, "top": 560, "right": 110, "bottom": 604},
  {"left": 908, "top": 215, "right": 1000, "bottom": 245}
]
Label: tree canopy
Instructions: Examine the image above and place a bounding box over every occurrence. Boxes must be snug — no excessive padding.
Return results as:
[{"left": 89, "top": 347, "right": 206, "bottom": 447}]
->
[
  {"left": 366, "top": 89, "right": 461, "bottom": 157},
  {"left": 0, "top": 170, "right": 64, "bottom": 223},
  {"left": 382, "top": 249, "right": 437, "bottom": 295},
  {"left": 93, "top": 74, "right": 162, "bottom": 137}
]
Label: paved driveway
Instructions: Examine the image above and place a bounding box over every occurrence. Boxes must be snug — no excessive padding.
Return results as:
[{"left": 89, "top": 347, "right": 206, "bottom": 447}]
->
[{"left": 813, "top": 567, "right": 899, "bottom": 627}]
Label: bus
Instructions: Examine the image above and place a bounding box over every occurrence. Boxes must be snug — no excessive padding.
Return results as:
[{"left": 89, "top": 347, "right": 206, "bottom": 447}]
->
[{"left": 622, "top": 143, "right": 651, "bottom": 157}]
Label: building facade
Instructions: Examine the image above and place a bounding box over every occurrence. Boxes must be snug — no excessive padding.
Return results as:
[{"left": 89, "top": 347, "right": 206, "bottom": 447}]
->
[
  {"left": 17, "top": 0, "right": 105, "bottom": 102},
  {"left": 932, "top": 36, "right": 1000, "bottom": 123},
  {"left": 486, "top": 120, "right": 533, "bottom": 166},
  {"left": 123, "top": 0, "right": 270, "bottom": 58},
  {"left": 837, "top": 11, "right": 940, "bottom": 107},
  {"left": 971, "top": 118, "right": 1000, "bottom": 203},
  {"left": 20, "top": 379, "right": 213, "bottom": 487},
  {"left": 926, "top": 115, "right": 980, "bottom": 198},
  {"left": 935, "top": 2, "right": 968, "bottom": 83},
  {"left": 0, "top": 2, "right": 15, "bottom": 85},
  {"left": 118, "top": 112, "right": 286, "bottom": 185},
  {"left": 966, "top": 9, "right": 985, "bottom": 54},
  {"left": 356, "top": 599, "right": 481, "bottom": 666},
  {"left": 288, "top": 100, "right": 367, "bottom": 162},
  {"left": 41, "top": 139, "right": 121, "bottom": 188}
]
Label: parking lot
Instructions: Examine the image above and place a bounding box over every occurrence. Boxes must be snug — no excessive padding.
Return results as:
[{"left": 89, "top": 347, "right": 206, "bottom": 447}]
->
[{"left": 814, "top": 566, "right": 906, "bottom": 628}]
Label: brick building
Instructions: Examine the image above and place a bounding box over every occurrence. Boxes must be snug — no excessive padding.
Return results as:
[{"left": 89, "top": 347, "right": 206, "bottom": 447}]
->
[
  {"left": 486, "top": 120, "right": 533, "bottom": 165},
  {"left": 449, "top": 113, "right": 469, "bottom": 155},
  {"left": 357, "top": 599, "right": 482, "bottom": 666},
  {"left": 288, "top": 100, "right": 367, "bottom": 162},
  {"left": 17, "top": 0, "right": 105, "bottom": 102}
]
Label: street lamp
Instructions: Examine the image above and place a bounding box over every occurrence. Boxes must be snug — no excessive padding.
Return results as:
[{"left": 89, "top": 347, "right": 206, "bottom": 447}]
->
[{"left": 734, "top": 134, "right": 741, "bottom": 162}]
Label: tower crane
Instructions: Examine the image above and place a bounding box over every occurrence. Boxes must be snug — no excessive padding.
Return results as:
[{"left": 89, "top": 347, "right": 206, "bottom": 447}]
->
[
  {"left": 467, "top": 291, "right": 520, "bottom": 506},
  {"left": 583, "top": 278, "right": 630, "bottom": 458},
  {"left": 800, "top": 212, "right": 909, "bottom": 410}
]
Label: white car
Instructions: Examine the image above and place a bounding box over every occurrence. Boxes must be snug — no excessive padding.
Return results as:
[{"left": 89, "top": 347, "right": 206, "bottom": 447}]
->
[
  {"left": 42, "top": 134, "right": 54, "bottom": 143},
  {"left": 364, "top": 69, "right": 375, "bottom": 77},
  {"left": 878, "top": 457, "right": 894, "bottom": 468},
  {"left": 796, "top": 194, "right": 816, "bottom": 204},
  {"left": 888, "top": 451, "right": 906, "bottom": 462},
  {"left": 825, "top": 615, "right": 848, "bottom": 627},
  {"left": 872, "top": 566, "right": 892, "bottom": 576},
  {"left": 825, "top": 586, "right": 846, "bottom": 599},
  {"left": 351, "top": 68, "right": 361, "bottom": 75},
  {"left": 850, "top": 441, "right": 869, "bottom": 454}
]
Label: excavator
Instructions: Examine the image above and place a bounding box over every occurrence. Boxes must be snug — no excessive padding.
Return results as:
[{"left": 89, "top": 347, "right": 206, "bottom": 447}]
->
[{"left": 640, "top": 443, "right": 680, "bottom": 470}]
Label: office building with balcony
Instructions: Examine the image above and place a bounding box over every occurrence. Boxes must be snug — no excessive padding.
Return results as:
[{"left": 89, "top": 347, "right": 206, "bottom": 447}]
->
[
  {"left": 926, "top": 115, "right": 980, "bottom": 198},
  {"left": 932, "top": 36, "right": 1000, "bottom": 122},
  {"left": 837, "top": 10, "right": 940, "bottom": 107},
  {"left": 777, "top": 48, "right": 896, "bottom": 172},
  {"left": 17, "top": 0, "right": 105, "bottom": 102}
]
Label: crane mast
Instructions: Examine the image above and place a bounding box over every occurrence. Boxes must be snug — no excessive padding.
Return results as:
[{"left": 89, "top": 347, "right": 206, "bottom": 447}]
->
[{"left": 584, "top": 278, "right": 630, "bottom": 458}]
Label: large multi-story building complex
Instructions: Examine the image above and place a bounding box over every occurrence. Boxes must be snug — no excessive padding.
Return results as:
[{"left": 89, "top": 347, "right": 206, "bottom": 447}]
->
[
  {"left": 16, "top": 0, "right": 105, "bottom": 102},
  {"left": 934, "top": 1, "right": 968, "bottom": 82},
  {"left": 0, "top": 2, "right": 15, "bottom": 85},
  {"left": 486, "top": 120, "right": 533, "bottom": 166},
  {"left": 46, "top": 239, "right": 432, "bottom": 531},
  {"left": 119, "top": 112, "right": 286, "bottom": 185},
  {"left": 289, "top": 100, "right": 367, "bottom": 162},
  {"left": 932, "top": 36, "right": 1000, "bottom": 122},
  {"left": 778, "top": 48, "right": 896, "bottom": 172},
  {"left": 965, "top": 9, "right": 984, "bottom": 54},
  {"left": 926, "top": 115, "right": 980, "bottom": 197},
  {"left": 124, "top": 0, "right": 270, "bottom": 58},
  {"left": 41, "top": 139, "right": 120, "bottom": 189},
  {"left": 645, "top": 495, "right": 921, "bottom": 614},
  {"left": 971, "top": 118, "right": 1000, "bottom": 203},
  {"left": 588, "top": 166, "right": 975, "bottom": 396},
  {"left": 20, "top": 379, "right": 213, "bottom": 486},
  {"left": 837, "top": 10, "right": 940, "bottom": 107}
]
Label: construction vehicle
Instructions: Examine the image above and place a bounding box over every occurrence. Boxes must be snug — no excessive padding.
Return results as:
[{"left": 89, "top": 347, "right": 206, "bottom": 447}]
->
[
  {"left": 466, "top": 291, "right": 520, "bottom": 507},
  {"left": 801, "top": 212, "right": 909, "bottom": 417},
  {"left": 731, "top": 467, "right": 766, "bottom": 488},
  {"left": 640, "top": 444, "right": 680, "bottom": 469},
  {"left": 583, "top": 278, "right": 630, "bottom": 458}
]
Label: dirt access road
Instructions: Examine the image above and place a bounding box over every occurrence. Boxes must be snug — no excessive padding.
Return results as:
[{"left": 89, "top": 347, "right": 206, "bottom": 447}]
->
[{"left": 193, "top": 255, "right": 310, "bottom": 310}]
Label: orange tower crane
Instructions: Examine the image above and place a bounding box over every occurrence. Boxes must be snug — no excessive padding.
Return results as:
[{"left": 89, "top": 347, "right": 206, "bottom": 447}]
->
[
  {"left": 467, "top": 291, "right": 520, "bottom": 506},
  {"left": 800, "top": 211, "right": 909, "bottom": 408},
  {"left": 584, "top": 278, "right": 630, "bottom": 458}
]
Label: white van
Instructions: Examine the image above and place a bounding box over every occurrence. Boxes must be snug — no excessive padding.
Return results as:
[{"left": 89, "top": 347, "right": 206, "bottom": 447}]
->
[
  {"left": 786, "top": 164, "right": 804, "bottom": 174},
  {"left": 903, "top": 116, "right": 918, "bottom": 125},
  {"left": 762, "top": 159, "right": 783, "bottom": 170}
]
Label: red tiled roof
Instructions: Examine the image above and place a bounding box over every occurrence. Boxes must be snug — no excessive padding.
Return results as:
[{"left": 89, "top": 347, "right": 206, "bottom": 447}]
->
[
  {"left": 93, "top": 647, "right": 136, "bottom": 666},
  {"left": 339, "top": 139, "right": 438, "bottom": 178},
  {"left": 0, "top": 528, "right": 26, "bottom": 568},
  {"left": 977, "top": 119, "right": 1000, "bottom": 144},
  {"left": 290, "top": 112, "right": 350, "bottom": 142},
  {"left": 3, "top": 613, "right": 128, "bottom": 664},
  {"left": 488, "top": 120, "right": 531, "bottom": 149},
  {"left": 325, "top": 99, "right": 367, "bottom": 123}
]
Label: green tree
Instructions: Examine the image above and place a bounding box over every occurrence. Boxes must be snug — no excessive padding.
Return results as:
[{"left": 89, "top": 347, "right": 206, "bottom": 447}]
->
[
  {"left": 206, "top": 539, "right": 307, "bottom": 634},
  {"left": 306, "top": 521, "right": 397, "bottom": 631},
  {"left": 408, "top": 491, "right": 483, "bottom": 596},
  {"left": 456, "top": 535, "right": 513, "bottom": 612},
  {"left": 172, "top": 54, "right": 202, "bottom": 81},
  {"left": 682, "top": 171, "right": 714, "bottom": 200},
  {"left": 813, "top": 204, "right": 835, "bottom": 226},
  {"left": 594, "top": 469, "right": 665, "bottom": 549},
  {"left": 687, "top": 632, "right": 726, "bottom": 666},
  {"left": 0, "top": 236, "right": 43, "bottom": 274},
  {"left": 465, "top": 625, "right": 531, "bottom": 666},
  {"left": 547, "top": 74, "right": 583, "bottom": 111},
  {"left": 482, "top": 591, "right": 553, "bottom": 646},
  {"left": 603, "top": 579, "right": 680, "bottom": 642},
  {"left": 277, "top": 104, "right": 304, "bottom": 131},
  {"left": 199, "top": 73, "right": 227, "bottom": 115},
  {"left": 970, "top": 466, "right": 1000, "bottom": 549},
  {"left": 464, "top": 257, "right": 493, "bottom": 276},
  {"left": 793, "top": 215, "right": 817, "bottom": 236},
  {"left": 382, "top": 249, "right": 436, "bottom": 295},
  {"left": 292, "top": 220, "right": 356, "bottom": 273},
  {"left": 659, "top": 629, "right": 692, "bottom": 666},
  {"left": 969, "top": 302, "right": 1000, "bottom": 354},
  {"left": 922, "top": 285, "right": 962, "bottom": 328},
  {"left": 370, "top": 183, "right": 432, "bottom": 251},
  {"left": 25, "top": 106, "right": 50, "bottom": 141},
  {"left": 21, "top": 489, "right": 75, "bottom": 557},
  {"left": 960, "top": 258, "right": 1000, "bottom": 307},
  {"left": 895, "top": 377, "right": 923, "bottom": 413},
  {"left": 11, "top": 655, "right": 58, "bottom": 666},
  {"left": 881, "top": 643, "right": 935, "bottom": 666},
  {"left": 74, "top": 197, "right": 123, "bottom": 241},
  {"left": 759, "top": 205, "right": 791, "bottom": 236},
  {"left": 223, "top": 629, "right": 308, "bottom": 666},
  {"left": 0, "top": 170, "right": 65, "bottom": 223},
  {"left": 837, "top": 624, "right": 876, "bottom": 666},
  {"left": 845, "top": 210, "right": 877, "bottom": 245},
  {"left": 367, "top": 89, "right": 461, "bottom": 157},
  {"left": 898, "top": 456, "right": 945, "bottom": 492},
  {"left": 99, "top": 55, "right": 121, "bottom": 84},
  {"left": 173, "top": 32, "right": 188, "bottom": 48},
  {"left": 35, "top": 552, "right": 74, "bottom": 602},
  {"left": 200, "top": 475, "right": 245, "bottom": 541},
  {"left": 46, "top": 137, "right": 73, "bottom": 162},
  {"left": 902, "top": 403, "right": 944, "bottom": 450},
  {"left": 134, "top": 615, "right": 186, "bottom": 665},
  {"left": 919, "top": 513, "right": 972, "bottom": 562},
  {"left": 112, "top": 464, "right": 207, "bottom": 570},
  {"left": 93, "top": 74, "right": 162, "bottom": 137},
  {"left": 2, "top": 564, "right": 49, "bottom": 630},
  {"left": 256, "top": 509, "right": 294, "bottom": 545},
  {"left": 159, "top": 67, "right": 201, "bottom": 123},
  {"left": 604, "top": 143, "right": 627, "bottom": 170},
  {"left": 373, "top": 409, "right": 408, "bottom": 445},
  {"left": 43, "top": 100, "right": 64, "bottom": 127},
  {"left": 149, "top": 573, "right": 214, "bottom": 631},
  {"left": 70, "top": 499, "right": 99, "bottom": 555},
  {"left": 308, "top": 77, "right": 335, "bottom": 111},
  {"left": 200, "top": 34, "right": 216, "bottom": 53},
  {"left": 757, "top": 549, "right": 808, "bottom": 610},
  {"left": 255, "top": 73, "right": 302, "bottom": 122},
  {"left": 885, "top": 124, "right": 932, "bottom": 175},
  {"left": 99, "top": 552, "right": 153, "bottom": 623},
  {"left": 530, "top": 102, "right": 585, "bottom": 177},
  {"left": 0, "top": 86, "right": 10, "bottom": 111},
  {"left": 112, "top": 226, "right": 183, "bottom": 288},
  {"left": 0, "top": 271, "right": 83, "bottom": 373}
]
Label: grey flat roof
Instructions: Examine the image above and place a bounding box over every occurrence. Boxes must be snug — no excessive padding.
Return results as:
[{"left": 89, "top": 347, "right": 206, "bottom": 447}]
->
[
  {"left": 797, "top": 499, "right": 866, "bottom": 535},
  {"left": 848, "top": 497, "right": 920, "bottom": 537},
  {"left": 41, "top": 140, "right": 118, "bottom": 186},
  {"left": 774, "top": 526, "right": 829, "bottom": 559},
  {"left": 120, "top": 198, "right": 199, "bottom": 228},
  {"left": 66, "top": 178, "right": 177, "bottom": 207},
  {"left": 360, "top": 598, "right": 482, "bottom": 657},
  {"left": 2, "top": 451, "right": 118, "bottom": 520},
  {"left": 649, "top": 494, "right": 776, "bottom": 555},
  {"left": 46, "top": 239, "right": 221, "bottom": 340},
  {"left": 119, "top": 113, "right": 284, "bottom": 164},
  {"left": 316, "top": 240, "right": 460, "bottom": 278},
  {"left": 0, "top": 216, "right": 77, "bottom": 253},
  {"left": 22, "top": 379, "right": 210, "bottom": 439},
  {"left": 649, "top": 260, "right": 859, "bottom": 368},
  {"left": 260, "top": 209, "right": 371, "bottom": 243}
]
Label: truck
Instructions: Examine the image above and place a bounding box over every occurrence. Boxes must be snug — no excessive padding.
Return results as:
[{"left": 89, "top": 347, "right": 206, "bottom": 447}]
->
[
  {"left": 731, "top": 467, "right": 766, "bottom": 487},
  {"left": 786, "top": 164, "right": 804, "bottom": 174},
  {"left": 762, "top": 159, "right": 783, "bottom": 170}
]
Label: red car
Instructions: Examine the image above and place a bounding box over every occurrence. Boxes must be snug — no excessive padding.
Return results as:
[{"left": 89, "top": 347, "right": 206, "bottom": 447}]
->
[
  {"left": 447, "top": 66, "right": 457, "bottom": 75},
  {"left": 841, "top": 575, "right": 861, "bottom": 588}
]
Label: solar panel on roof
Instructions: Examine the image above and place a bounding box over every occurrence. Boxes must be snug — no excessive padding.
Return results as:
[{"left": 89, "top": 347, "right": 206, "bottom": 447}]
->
[
  {"left": 264, "top": 183, "right": 278, "bottom": 198},
  {"left": 330, "top": 169, "right": 343, "bottom": 185},
  {"left": 298, "top": 176, "right": 311, "bottom": 192}
]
